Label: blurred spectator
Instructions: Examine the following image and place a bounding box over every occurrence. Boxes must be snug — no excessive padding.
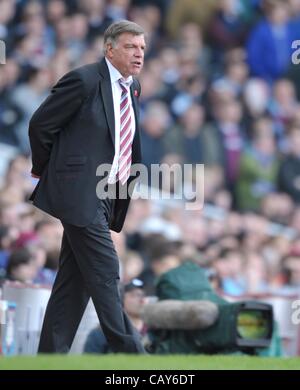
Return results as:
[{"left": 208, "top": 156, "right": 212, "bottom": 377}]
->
[
  {"left": 2, "top": 156, "right": 33, "bottom": 201},
  {"left": 213, "top": 48, "right": 249, "bottom": 98},
  {"left": 0, "top": 0, "right": 17, "bottom": 50},
  {"left": 6, "top": 247, "right": 39, "bottom": 283},
  {"left": 181, "top": 216, "right": 209, "bottom": 250},
  {"left": 0, "top": 225, "right": 18, "bottom": 276},
  {"left": 46, "top": 0, "right": 68, "bottom": 26},
  {"left": 202, "top": 98, "right": 244, "bottom": 187},
  {"left": 242, "top": 78, "right": 270, "bottom": 132},
  {"left": 262, "top": 235, "right": 291, "bottom": 288},
  {"left": 34, "top": 218, "right": 62, "bottom": 284},
  {"left": 83, "top": 278, "right": 147, "bottom": 353},
  {"left": 11, "top": 67, "right": 51, "bottom": 153},
  {"left": 131, "top": 3, "right": 162, "bottom": 58},
  {"left": 282, "top": 254, "right": 300, "bottom": 290},
  {"left": 166, "top": 0, "right": 218, "bottom": 39},
  {"left": 201, "top": 165, "right": 226, "bottom": 204},
  {"left": 106, "top": 0, "right": 130, "bottom": 21},
  {"left": 0, "top": 68, "right": 23, "bottom": 149},
  {"left": 260, "top": 192, "right": 294, "bottom": 223},
  {"left": 175, "top": 23, "right": 211, "bottom": 77},
  {"left": 67, "top": 13, "right": 89, "bottom": 63},
  {"left": 138, "top": 238, "right": 181, "bottom": 295},
  {"left": 78, "top": 0, "right": 112, "bottom": 40},
  {"left": 171, "top": 71, "right": 206, "bottom": 117},
  {"left": 207, "top": 0, "right": 251, "bottom": 58},
  {"left": 121, "top": 250, "right": 144, "bottom": 283},
  {"left": 123, "top": 198, "right": 152, "bottom": 239},
  {"left": 247, "top": 0, "right": 295, "bottom": 82},
  {"left": 244, "top": 250, "right": 269, "bottom": 293},
  {"left": 140, "top": 100, "right": 171, "bottom": 171},
  {"left": 14, "top": 0, "right": 56, "bottom": 67},
  {"left": 268, "top": 78, "right": 298, "bottom": 150},
  {"left": 278, "top": 124, "right": 300, "bottom": 203},
  {"left": 213, "top": 248, "right": 246, "bottom": 295},
  {"left": 236, "top": 117, "right": 279, "bottom": 210},
  {"left": 165, "top": 103, "right": 206, "bottom": 164}
]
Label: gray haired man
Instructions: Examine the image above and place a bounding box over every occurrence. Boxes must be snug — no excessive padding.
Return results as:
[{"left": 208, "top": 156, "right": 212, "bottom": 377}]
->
[{"left": 29, "top": 20, "right": 146, "bottom": 353}]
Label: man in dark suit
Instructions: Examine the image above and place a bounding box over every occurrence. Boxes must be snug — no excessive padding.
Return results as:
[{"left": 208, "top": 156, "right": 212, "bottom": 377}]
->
[{"left": 28, "top": 20, "right": 146, "bottom": 353}]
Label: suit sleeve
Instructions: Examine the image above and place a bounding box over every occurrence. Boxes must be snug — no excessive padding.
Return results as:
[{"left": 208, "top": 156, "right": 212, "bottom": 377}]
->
[{"left": 29, "top": 70, "right": 84, "bottom": 176}]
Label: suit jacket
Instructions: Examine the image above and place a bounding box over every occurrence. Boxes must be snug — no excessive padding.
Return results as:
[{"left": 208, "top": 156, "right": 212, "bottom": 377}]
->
[{"left": 28, "top": 58, "right": 142, "bottom": 232}]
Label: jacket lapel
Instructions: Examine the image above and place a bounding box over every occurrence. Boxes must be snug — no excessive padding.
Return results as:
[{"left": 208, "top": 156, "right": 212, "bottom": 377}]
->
[
  {"left": 130, "top": 82, "right": 141, "bottom": 163},
  {"left": 99, "top": 59, "right": 115, "bottom": 146},
  {"left": 130, "top": 84, "right": 139, "bottom": 132}
]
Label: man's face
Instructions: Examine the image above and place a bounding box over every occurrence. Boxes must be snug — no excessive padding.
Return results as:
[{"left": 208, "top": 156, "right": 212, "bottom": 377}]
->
[
  {"left": 106, "top": 32, "right": 145, "bottom": 78},
  {"left": 124, "top": 288, "right": 145, "bottom": 317}
]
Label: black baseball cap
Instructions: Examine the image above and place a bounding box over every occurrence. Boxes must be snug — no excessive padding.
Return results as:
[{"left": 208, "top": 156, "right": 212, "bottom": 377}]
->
[{"left": 123, "top": 278, "right": 144, "bottom": 293}]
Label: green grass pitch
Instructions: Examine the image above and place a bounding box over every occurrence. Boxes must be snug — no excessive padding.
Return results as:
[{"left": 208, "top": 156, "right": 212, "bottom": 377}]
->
[{"left": 0, "top": 354, "right": 299, "bottom": 370}]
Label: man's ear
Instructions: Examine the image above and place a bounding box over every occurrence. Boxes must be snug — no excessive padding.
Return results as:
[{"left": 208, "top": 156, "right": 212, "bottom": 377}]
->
[{"left": 106, "top": 43, "right": 113, "bottom": 59}]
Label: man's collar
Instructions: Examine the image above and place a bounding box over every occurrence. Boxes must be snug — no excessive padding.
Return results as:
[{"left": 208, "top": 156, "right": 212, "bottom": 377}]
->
[{"left": 105, "top": 57, "right": 133, "bottom": 86}]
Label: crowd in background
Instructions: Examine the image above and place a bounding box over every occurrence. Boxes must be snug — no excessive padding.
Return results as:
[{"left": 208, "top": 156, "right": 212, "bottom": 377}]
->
[{"left": 1, "top": 0, "right": 300, "bottom": 303}]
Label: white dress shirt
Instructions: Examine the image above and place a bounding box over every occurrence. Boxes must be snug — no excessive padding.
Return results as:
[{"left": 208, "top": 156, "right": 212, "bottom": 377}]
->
[{"left": 105, "top": 58, "right": 136, "bottom": 184}]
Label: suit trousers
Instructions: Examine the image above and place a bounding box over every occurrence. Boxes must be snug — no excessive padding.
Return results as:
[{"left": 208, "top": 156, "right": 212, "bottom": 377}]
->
[{"left": 38, "top": 197, "right": 145, "bottom": 354}]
